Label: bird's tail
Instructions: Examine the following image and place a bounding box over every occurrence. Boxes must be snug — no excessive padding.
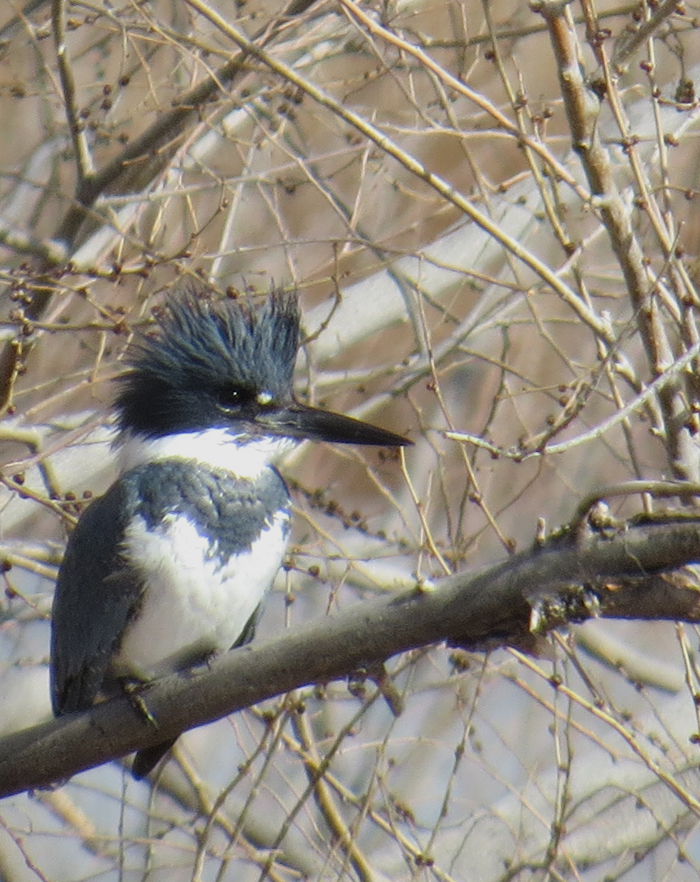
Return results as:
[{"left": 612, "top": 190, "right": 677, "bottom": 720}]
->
[{"left": 132, "top": 738, "right": 177, "bottom": 779}]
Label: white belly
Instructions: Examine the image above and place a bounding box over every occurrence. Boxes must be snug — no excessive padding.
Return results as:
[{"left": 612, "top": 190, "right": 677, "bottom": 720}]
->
[{"left": 112, "top": 509, "right": 290, "bottom": 680}]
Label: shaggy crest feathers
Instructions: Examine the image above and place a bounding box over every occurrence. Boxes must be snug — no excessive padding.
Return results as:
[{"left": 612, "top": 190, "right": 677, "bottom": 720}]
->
[{"left": 115, "top": 288, "right": 300, "bottom": 438}]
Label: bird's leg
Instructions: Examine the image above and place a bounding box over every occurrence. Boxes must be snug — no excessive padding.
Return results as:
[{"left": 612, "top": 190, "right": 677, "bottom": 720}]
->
[{"left": 120, "top": 679, "right": 158, "bottom": 728}]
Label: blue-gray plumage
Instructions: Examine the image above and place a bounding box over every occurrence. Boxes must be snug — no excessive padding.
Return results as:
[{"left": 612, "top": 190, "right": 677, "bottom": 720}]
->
[
  {"left": 125, "top": 460, "right": 289, "bottom": 559},
  {"left": 50, "top": 287, "right": 410, "bottom": 778}
]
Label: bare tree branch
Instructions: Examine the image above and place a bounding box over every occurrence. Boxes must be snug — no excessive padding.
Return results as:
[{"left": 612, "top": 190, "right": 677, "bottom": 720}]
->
[
  {"left": 534, "top": 0, "right": 699, "bottom": 483},
  {"left": 183, "top": 0, "right": 615, "bottom": 346},
  {"left": 612, "top": 0, "right": 681, "bottom": 71},
  {"left": 3, "top": 1, "right": 700, "bottom": 875},
  {"left": 0, "top": 0, "right": 323, "bottom": 409},
  {"left": 2, "top": 509, "right": 700, "bottom": 799},
  {"left": 52, "top": 0, "right": 94, "bottom": 190}
]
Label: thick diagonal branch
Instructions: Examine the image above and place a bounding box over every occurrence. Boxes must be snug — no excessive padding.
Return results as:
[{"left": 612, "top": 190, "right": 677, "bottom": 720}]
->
[{"left": 1, "top": 512, "right": 700, "bottom": 798}]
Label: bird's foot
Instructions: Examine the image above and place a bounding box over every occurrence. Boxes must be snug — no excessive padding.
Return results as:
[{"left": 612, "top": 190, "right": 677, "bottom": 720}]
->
[{"left": 121, "top": 680, "right": 158, "bottom": 728}]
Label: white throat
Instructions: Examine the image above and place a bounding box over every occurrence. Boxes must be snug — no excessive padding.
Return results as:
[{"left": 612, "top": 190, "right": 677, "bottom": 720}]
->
[{"left": 119, "top": 428, "right": 295, "bottom": 480}]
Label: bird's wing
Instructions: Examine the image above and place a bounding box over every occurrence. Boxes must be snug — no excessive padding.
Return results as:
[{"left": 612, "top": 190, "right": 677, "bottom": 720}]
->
[{"left": 50, "top": 479, "right": 144, "bottom": 715}]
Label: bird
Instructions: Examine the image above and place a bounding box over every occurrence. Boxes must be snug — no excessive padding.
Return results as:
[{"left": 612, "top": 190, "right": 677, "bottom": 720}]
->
[{"left": 50, "top": 286, "right": 410, "bottom": 778}]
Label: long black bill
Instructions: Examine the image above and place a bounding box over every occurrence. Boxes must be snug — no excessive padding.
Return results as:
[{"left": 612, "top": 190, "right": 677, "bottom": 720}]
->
[{"left": 259, "top": 402, "right": 411, "bottom": 447}]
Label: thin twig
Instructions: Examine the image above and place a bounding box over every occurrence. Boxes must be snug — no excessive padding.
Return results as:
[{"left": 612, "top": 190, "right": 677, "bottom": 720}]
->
[
  {"left": 51, "top": 0, "right": 95, "bottom": 191},
  {"left": 533, "top": 0, "right": 697, "bottom": 482},
  {"left": 446, "top": 338, "right": 700, "bottom": 459},
  {"left": 612, "top": 0, "right": 681, "bottom": 71},
  {"left": 183, "top": 0, "right": 615, "bottom": 345}
]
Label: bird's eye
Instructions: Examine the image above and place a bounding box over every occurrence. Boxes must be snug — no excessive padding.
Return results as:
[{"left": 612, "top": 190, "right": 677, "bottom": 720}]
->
[{"left": 216, "top": 386, "right": 255, "bottom": 411}]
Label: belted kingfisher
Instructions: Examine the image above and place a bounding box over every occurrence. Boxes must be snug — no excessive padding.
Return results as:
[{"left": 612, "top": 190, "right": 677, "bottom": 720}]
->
[{"left": 50, "top": 288, "right": 410, "bottom": 778}]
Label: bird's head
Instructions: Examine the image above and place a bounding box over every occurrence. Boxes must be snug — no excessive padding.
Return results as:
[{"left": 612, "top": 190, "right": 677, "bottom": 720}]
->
[{"left": 116, "top": 287, "right": 410, "bottom": 450}]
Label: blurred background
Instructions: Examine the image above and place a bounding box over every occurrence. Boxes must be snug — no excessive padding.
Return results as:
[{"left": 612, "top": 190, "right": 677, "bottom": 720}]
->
[{"left": 1, "top": 0, "right": 700, "bottom": 879}]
